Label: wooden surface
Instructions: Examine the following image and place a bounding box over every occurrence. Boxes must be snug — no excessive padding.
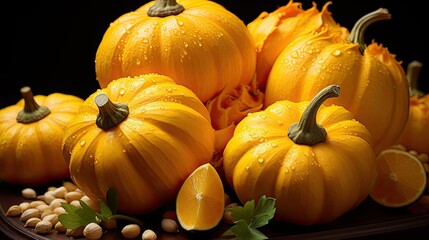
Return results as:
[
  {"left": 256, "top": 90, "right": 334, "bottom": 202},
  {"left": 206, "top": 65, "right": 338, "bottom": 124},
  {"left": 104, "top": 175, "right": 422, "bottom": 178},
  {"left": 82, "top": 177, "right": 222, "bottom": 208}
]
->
[{"left": 1, "top": 181, "right": 429, "bottom": 240}]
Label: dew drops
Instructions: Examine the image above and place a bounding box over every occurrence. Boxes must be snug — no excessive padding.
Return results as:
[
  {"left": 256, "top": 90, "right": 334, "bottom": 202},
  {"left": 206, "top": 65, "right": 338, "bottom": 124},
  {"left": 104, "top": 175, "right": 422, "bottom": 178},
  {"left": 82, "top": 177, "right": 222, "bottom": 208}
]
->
[
  {"left": 79, "top": 140, "right": 86, "bottom": 147},
  {"left": 258, "top": 157, "right": 264, "bottom": 163},
  {"left": 331, "top": 49, "right": 341, "bottom": 56},
  {"left": 245, "top": 165, "right": 250, "bottom": 170}
]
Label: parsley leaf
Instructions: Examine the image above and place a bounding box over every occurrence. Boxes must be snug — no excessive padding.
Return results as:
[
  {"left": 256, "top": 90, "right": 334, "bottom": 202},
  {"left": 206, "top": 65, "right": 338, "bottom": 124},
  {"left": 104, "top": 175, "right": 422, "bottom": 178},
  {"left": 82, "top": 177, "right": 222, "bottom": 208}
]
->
[
  {"left": 221, "top": 195, "right": 276, "bottom": 240},
  {"left": 58, "top": 187, "right": 144, "bottom": 230}
]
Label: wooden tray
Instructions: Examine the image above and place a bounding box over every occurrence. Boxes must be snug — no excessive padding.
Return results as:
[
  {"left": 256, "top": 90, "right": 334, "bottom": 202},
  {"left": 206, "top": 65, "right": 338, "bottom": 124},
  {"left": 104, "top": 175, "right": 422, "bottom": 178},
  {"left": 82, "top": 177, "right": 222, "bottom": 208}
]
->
[{"left": 1, "top": 180, "right": 428, "bottom": 240}]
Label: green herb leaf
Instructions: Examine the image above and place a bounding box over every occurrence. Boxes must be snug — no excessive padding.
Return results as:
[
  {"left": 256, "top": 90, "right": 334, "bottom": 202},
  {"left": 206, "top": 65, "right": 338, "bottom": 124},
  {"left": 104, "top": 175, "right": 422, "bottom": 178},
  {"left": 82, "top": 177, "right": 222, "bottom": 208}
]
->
[
  {"left": 106, "top": 188, "right": 118, "bottom": 214},
  {"left": 58, "top": 188, "right": 144, "bottom": 230},
  {"left": 221, "top": 195, "right": 276, "bottom": 240}
]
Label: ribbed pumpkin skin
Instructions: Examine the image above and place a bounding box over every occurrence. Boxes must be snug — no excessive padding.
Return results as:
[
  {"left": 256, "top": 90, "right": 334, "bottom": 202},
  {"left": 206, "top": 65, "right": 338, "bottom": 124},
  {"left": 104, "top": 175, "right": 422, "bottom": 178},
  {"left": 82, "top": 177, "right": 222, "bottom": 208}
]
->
[
  {"left": 95, "top": 0, "right": 256, "bottom": 103},
  {"left": 223, "top": 100, "right": 376, "bottom": 225},
  {"left": 247, "top": 1, "right": 348, "bottom": 89},
  {"left": 264, "top": 28, "right": 409, "bottom": 154},
  {"left": 0, "top": 93, "right": 83, "bottom": 185},
  {"left": 62, "top": 74, "right": 215, "bottom": 214},
  {"left": 395, "top": 95, "right": 429, "bottom": 153}
]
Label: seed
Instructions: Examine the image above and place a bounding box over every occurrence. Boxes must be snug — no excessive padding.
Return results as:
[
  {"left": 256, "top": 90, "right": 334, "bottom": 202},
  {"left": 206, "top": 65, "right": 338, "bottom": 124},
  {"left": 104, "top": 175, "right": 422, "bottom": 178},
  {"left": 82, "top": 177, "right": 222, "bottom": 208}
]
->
[
  {"left": 20, "top": 208, "right": 41, "bottom": 222},
  {"left": 42, "top": 213, "right": 59, "bottom": 226},
  {"left": 63, "top": 181, "right": 78, "bottom": 192},
  {"left": 83, "top": 222, "right": 103, "bottom": 240},
  {"left": 49, "top": 198, "right": 67, "bottom": 209},
  {"left": 122, "top": 224, "right": 141, "bottom": 239},
  {"left": 54, "top": 221, "right": 67, "bottom": 233},
  {"left": 65, "top": 191, "right": 84, "bottom": 203},
  {"left": 161, "top": 218, "right": 179, "bottom": 233},
  {"left": 53, "top": 186, "right": 68, "bottom": 198},
  {"left": 24, "top": 217, "right": 41, "bottom": 228},
  {"left": 39, "top": 193, "right": 56, "bottom": 205},
  {"left": 53, "top": 206, "right": 66, "bottom": 215},
  {"left": 5, "top": 205, "right": 21, "bottom": 217},
  {"left": 40, "top": 208, "right": 54, "bottom": 219},
  {"left": 19, "top": 202, "right": 30, "bottom": 213},
  {"left": 80, "top": 196, "right": 100, "bottom": 212},
  {"left": 418, "top": 153, "right": 429, "bottom": 163},
  {"left": 34, "top": 220, "right": 53, "bottom": 234},
  {"left": 22, "top": 188, "right": 37, "bottom": 199},
  {"left": 66, "top": 226, "right": 85, "bottom": 237},
  {"left": 29, "top": 200, "right": 46, "bottom": 208},
  {"left": 142, "top": 229, "right": 157, "bottom": 240},
  {"left": 36, "top": 204, "right": 51, "bottom": 213}
]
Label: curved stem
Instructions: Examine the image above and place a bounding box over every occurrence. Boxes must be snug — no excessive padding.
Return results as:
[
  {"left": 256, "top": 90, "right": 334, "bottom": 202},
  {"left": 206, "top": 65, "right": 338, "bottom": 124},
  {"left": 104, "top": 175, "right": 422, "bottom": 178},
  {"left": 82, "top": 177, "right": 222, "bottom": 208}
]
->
[
  {"left": 16, "top": 86, "right": 51, "bottom": 124},
  {"left": 147, "top": 0, "right": 185, "bottom": 17},
  {"left": 288, "top": 85, "right": 341, "bottom": 146},
  {"left": 407, "top": 60, "right": 424, "bottom": 97},
  {"left": 347, "top": 8, "right": 391, "bottom": 54},
  {"left": 109, "top": 214, "right": 145, "bottom": 226},
  {"left": 95, "top": 93, "right": 129, "bottom": 130}
]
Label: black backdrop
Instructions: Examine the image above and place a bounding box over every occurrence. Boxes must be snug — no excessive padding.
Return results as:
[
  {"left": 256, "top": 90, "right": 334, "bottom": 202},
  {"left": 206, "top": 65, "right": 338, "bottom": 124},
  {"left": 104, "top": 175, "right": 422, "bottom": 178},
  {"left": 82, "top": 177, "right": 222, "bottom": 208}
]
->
[{"left": 4, "top": 0, "right": 427, "bottom": 108}]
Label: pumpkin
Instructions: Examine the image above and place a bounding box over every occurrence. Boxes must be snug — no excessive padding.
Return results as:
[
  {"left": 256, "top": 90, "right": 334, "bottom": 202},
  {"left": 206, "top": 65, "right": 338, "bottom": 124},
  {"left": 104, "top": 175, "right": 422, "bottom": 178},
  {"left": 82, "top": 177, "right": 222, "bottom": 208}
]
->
[
  {"left": 223, "top": 85, "right": 376, "bottom": 225},
  {"left": 0, "top": 87, "right": 83, "bottom": 185},
  {"left": 247, "top": 0, "right": 348, "bottom": 90},
  {"left": 264, "top": 8, "right": 409, "bottom": 154},
  {"left": 394, "top": 61, "right": 429, "bottom": 153},
  {"left": 62, "top": 73, "right": 215, "bottom": 214},
  {"left": 95, "top": 0, "right": 256, "bottom": 103}
]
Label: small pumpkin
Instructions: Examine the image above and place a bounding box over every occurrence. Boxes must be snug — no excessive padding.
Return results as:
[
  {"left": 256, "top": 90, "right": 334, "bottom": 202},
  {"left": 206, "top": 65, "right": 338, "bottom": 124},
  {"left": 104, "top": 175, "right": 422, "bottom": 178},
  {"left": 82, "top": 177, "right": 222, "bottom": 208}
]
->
[
  {"left": 394, "top": 61, "right": 429, "bottom": 153},
  {"left": 62, "top": 74, "right": 215, "bottom": 214},
  {"left": 0, "top": 87, "right": 83, "bottom": 185},
  {"left": 247, "top": 0, "right": 348, "bottom": 90},
  {"left": 95, "top": 0, "right": 256, "bottom": 103},
  {"left": 264, "top": 8, "right": 409, "bottom": 154},
  {"left": 223, "top": 85, "right": 376, "bottom": 225}
]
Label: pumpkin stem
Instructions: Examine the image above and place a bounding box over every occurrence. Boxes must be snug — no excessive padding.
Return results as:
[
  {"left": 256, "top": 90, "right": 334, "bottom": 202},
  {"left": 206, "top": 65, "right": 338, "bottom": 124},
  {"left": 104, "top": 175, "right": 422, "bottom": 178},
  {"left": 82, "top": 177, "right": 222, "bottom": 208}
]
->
[
  {"left": 288, "top": 85, "right": 340, "bottom": 146},
  {"left": 16, "top": 86, "right": 51, "bottom": 124},
  {"left": 95, "top": 93, "right": 129, "bottom": 130},
  {"left": 147, "top": 0, "right": 185, "bottom": 17},
  {"left": 407, "top": 60, "right": 424, "bottom": 97},
  {"left": 347, "top": 8, "right": 391, "bottom": 54}
]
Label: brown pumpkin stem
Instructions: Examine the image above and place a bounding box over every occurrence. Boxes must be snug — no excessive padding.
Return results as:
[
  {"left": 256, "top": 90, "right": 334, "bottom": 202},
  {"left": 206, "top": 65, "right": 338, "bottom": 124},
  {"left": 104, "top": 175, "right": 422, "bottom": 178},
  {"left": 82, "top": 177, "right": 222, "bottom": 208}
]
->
[
  {"left": 348, "top": 8, "right": 391, "bottom": 54},
  {"left": 288, "top": 85, "right": 341, "bottom": 146},
  {"left": 16, "top": 86, "right": 51, "bottom": 124},
  {"left": 95, "top": 93, "right": 129, "bottom": 130},
  {"left": 407, "top": 60, "right": 424, "bottom": 97},
  {"left": 147, "top": 0, "right": 185, "bottom": 17}
]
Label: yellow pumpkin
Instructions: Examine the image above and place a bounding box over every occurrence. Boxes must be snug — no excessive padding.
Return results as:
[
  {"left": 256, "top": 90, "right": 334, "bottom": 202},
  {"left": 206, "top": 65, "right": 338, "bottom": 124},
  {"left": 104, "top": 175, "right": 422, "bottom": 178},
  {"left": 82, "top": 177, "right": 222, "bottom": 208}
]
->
[
  {"left": 95, "top": 0, "right": 256, "bottom": 103},
  {"left": 62, "top": 74, "right": 215, "bottom": 214},
  {"left": 394, "top": 61, "right": 429, "bottom": 153},
  {"left": 247, "top": 0, "right": 348, "bottom": 90},
  {"left": 223, "top": 85, "right": 376, "bottom": 225},
  {"left": 0, "top": 87, "right": 83, "bottom": 185},
  {"left": 264, "top": 8, "right": 409, "bottom": 154}
]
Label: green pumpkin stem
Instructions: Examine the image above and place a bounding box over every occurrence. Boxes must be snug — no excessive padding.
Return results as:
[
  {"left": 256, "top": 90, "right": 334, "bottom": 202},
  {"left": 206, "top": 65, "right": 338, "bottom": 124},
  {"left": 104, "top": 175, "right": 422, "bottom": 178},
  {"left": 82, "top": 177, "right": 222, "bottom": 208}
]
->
[
  {"left": 348, "top": 8, "right": 391, "bottom": 54},
  {"left": 95, "top": 93, "right": 129, "bottom": 130},
  {"left": 147, "top": 0, "right": 185, "bottom": 17},
  {"left": 288, "top": 85, "right": 341, "bottom": 146},
  {"left": 407, "top": 60, "right": 424, "bottom": 97},
  {"left": 16, "top": 86, "right": 51, "bottom": 124}
]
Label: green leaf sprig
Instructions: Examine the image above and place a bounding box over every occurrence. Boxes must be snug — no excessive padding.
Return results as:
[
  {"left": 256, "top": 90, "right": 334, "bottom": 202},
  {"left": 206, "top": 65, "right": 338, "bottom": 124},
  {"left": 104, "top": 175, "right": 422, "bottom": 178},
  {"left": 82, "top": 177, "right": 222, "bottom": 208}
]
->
[
  {"left": 58, "top": 188, "right": 144, "bottom": 230},
  {"left": 221, "top": 195, "right": 276, "bottom": 240}
]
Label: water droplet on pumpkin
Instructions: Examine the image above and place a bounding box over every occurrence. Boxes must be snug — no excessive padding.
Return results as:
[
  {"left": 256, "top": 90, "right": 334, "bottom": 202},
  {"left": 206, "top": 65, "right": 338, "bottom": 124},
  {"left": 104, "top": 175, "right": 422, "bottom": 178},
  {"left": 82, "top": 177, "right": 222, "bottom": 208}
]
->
[
  {"left": 142, "top": 38, "right": 149, "bottom": 44},
  {"left": 80, "top": 140, "right": 86, "bottom": 147},
  {"left": 245, "top": 165, "right": 250, "bottom": 170},
  {"left": 136, "top": 59, "right": 141, "bottom": 65},
  {"left": 177, "top": 20, "right": 184, "bottom": 26},
  {"left": 258, "top": 157, "right": 264, "bottom": 163},
  {"left": 331, "top": 49, "right": 341, "bottom": 56}
]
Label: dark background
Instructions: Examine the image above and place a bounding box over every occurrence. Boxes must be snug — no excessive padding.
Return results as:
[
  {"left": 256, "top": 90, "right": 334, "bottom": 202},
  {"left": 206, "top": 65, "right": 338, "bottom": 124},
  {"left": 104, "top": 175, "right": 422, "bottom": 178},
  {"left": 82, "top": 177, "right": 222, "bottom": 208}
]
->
[{"left": 3, "top": 0, "right": 427, "bottom": 108}]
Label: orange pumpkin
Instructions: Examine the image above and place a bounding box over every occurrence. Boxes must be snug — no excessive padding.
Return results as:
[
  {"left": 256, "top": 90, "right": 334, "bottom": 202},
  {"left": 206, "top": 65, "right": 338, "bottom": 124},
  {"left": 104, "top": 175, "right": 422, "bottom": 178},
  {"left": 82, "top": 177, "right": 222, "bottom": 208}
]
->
[
  {"left": 0, "top": 87, "right": 83, "bottom": 185},
  {"left": 95, "top": 0, "right": 256, "bottom": 103},
  {"left": 223, "top": 85, "right": 376, "bottom": 225},
  {"left": 264, "top": 8, "right": 409, "bottom": 154},
  {"left": 247, "top": 0, "right": 348, "bottom": 89},
  {"left": 394, "top": 61, "right": 429, "bottom": 153},
  {"left": 62, "top": 74, "right": 215, "bottom": 214}
]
